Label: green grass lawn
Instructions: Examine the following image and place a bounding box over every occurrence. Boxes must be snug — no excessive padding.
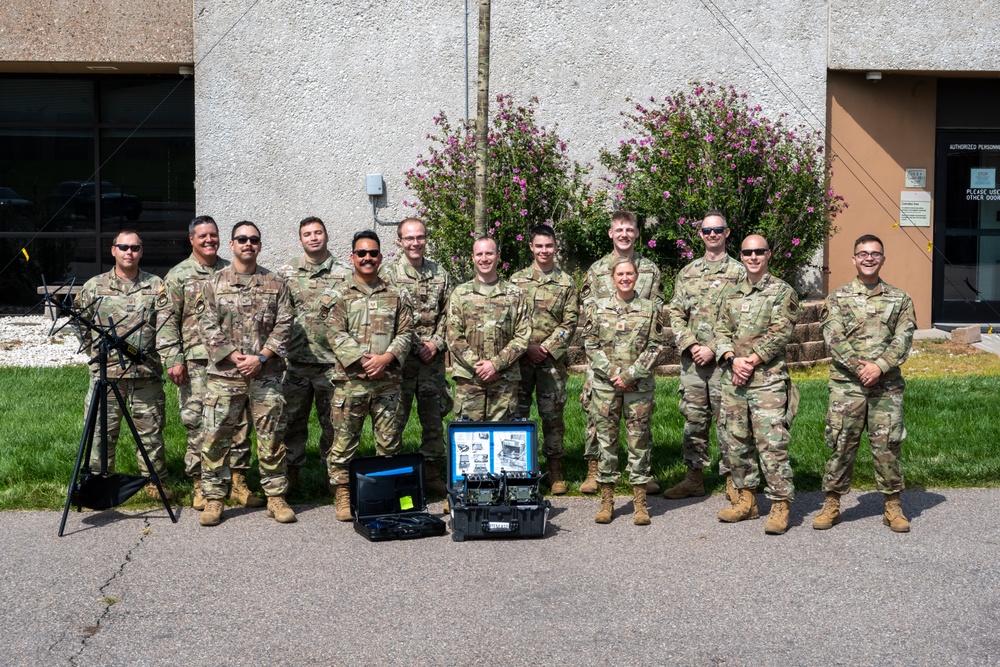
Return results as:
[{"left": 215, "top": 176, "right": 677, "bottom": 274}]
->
[{"left": 1, "top": 364, "right": 998, "bottom": 510}]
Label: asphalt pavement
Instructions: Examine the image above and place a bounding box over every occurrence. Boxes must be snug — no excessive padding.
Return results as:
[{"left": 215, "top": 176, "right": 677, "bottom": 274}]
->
[{"left": 3, "top": 489, "right": 999, "bottom": 666}]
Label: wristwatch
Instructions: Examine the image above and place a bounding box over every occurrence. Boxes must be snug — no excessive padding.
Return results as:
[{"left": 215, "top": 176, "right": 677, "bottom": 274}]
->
[
  {"left": 257, "top": 352, "right": 268, "bottom": 366},
  {"left": 724, "top": 355, "right": 735, "bottom": 368}
]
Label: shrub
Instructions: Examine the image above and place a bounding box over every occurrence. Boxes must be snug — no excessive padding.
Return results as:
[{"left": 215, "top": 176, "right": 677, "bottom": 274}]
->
[
  {"left": 600, "top": 82, "right": 846, "bottom": 287},
  {"left": 404, "top": 94, "right": 608, "bottom": 281}
]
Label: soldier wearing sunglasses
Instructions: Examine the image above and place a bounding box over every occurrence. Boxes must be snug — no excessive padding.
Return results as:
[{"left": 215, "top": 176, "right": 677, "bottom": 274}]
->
[
  {"left": 714, "top": 235, "right": 799, "bottom": 535},
  {"left": 75, "top": 230, "right": 172, "bottom": 502},
  {"left": 323, "top": 230, "right": 414, "bottom": 521},
  {"left": 197, "top": 221, "right": 296, "bottom": 526},
  {"left": 663, "top": 211, "right": 746, "bottom": 506},
  {"left": 814, "top": 234, "right": 916, "bottom": 533}
]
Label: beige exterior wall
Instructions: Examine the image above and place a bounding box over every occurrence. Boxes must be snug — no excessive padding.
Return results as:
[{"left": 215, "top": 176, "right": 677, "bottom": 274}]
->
[
  {"left": 0, "top": 0, "right": 192, "bottom": 72},
  {"left": 826, "top": 71, "right": 937, "bottom": 328}
]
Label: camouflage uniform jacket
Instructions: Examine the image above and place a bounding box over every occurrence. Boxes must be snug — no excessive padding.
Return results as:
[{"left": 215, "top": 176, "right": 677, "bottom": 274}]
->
[
  {"left": 275, "top": 254, "right": 350, "bottom": 364},
  {"left": 509, "top": 265, "right": 579, "bottom": 362},
  {"left": 584, "top": 294, "right": 665, "bottom": 392},
  {"left": 666, "top": 254, "right": 746, "bottom": 352},
  {"left": 76, "top": 269, "right": 163, "bottom": 379},
  {"left": 158, "top": 254, "right": 231, "bottom": 367},
  {"left": 323, "top": 276, "right": 414, "bottom": 381},
  {"left": 446, "top": 278, "right": 532, "bottom": 383},
  {"left": 580, "top": 252, "right": 665, "bottom": 317},
  {"left": 198, "top": 265, "right": 294, "bottom": 380},
  {"left": 381, "top": 255, "right": 451, "bottom": 356},
  {"left": 822, "top": 278, "right": 915, "bottom": 385},
  {"left": 713, "top": 273, "right": 799, "bottom": 388}
]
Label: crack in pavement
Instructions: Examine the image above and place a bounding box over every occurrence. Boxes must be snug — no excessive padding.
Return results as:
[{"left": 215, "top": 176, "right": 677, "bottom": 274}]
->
[{"left": 58, "top": 517, "right": 152, "bottom": 666}]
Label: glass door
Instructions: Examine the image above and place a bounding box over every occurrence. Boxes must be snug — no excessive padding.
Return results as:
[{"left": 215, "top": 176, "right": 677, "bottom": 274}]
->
[{"left": 934, "top": 132, "right": 1000, "bottom": 324}]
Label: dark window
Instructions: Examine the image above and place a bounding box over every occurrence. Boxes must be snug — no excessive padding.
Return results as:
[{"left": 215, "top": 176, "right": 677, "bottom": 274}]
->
[{"left": 0, "top": 76, "right": 194, "bottom": 304}]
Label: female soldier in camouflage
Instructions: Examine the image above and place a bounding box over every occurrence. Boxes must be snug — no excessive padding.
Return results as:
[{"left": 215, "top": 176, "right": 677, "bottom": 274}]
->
[{"left": 584, "top": 257, "right": 665, "bottom": 525}]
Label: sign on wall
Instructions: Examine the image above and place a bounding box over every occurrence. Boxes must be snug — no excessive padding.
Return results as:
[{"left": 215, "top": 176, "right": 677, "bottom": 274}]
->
[{"left": 900, "top": 191, "right": 931, "bottom": 227}]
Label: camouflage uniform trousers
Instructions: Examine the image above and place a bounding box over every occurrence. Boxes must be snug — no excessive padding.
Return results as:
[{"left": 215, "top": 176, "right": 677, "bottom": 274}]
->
[
  {"left": 179, "top": 359, "right": 251, "bottom": 478},
  {"left": 200, "top": 374, "right": 288, "bottom": 500},
  {"left": 399, "top": 354, "right": 453, "bottom": 462},
  {"left": 85, "top": 375, "right": 168, "bottom": 479},
  {"left": 591, "top": 379, "right": 654, "bottom": 485},
  {"left": 516, "top": 358, "right": 568, "bottom": 460},
  {"left": 720, "top": 381, "right": 794, "bottom": 500},
  {"left": 327, "top": 378, "right": 405, "bottom": 485},
  {"left": 678, "top": 355, "right": 728, "bottom": 474},
  {"left": 823, "top": 378, "right": 905, "bottom": 495},
  {"left": 282, "top": 360, "right": 337, "bottom": 469},
  {"left": 453, "top": 378, "right": 518, "bottom": 423}
]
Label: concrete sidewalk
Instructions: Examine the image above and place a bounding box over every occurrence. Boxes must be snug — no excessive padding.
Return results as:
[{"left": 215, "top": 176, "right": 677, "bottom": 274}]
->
[{"left": 3, "top": 490, "right": 999, "bottom": 666}]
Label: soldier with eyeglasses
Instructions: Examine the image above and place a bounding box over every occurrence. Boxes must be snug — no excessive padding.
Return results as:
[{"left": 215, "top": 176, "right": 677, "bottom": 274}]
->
[
  {"left": 196, "top": 221, "right": 297, "bottom": 526},
  {"left": 323, "top": 230, "right": 414, "bottom": 521},
  {"left": 714, "top": 235, "right": 799, "bottom": 535},
  {"left": 381, "top": 218, "right": 453, "bottom": 496},
  {"left": 75, "top": 230, "right": 172, "bottom": 501},
  {"left": 662, "top": 211, "right": 746, "bottom": 507},
  {"left": 813, "top": 234, "right": 916, "bottom": 532}
]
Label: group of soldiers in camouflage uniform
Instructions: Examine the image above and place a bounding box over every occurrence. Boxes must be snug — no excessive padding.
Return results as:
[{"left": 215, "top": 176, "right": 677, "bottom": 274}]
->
[{"left": 76, "top": 206, "right": 915, "bottom": 534}]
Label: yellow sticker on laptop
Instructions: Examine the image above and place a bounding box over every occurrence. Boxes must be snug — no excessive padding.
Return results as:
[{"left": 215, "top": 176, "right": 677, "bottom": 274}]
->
[{"left": 399, "top": 495, "right": 414, "bottom": 510}]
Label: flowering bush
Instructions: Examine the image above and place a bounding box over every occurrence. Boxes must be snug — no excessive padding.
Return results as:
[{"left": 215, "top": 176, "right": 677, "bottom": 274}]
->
[
  {"left": 404, "top": 94, "right": 608, "bottom": 281},
  {"left": 600, "top": 82, "right": 846, "bottom": 285}
]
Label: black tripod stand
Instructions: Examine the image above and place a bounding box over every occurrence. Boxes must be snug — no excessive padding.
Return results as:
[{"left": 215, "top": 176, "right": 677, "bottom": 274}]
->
[{"left": 43, "top": 281, "right": 178, "bottom": 536}]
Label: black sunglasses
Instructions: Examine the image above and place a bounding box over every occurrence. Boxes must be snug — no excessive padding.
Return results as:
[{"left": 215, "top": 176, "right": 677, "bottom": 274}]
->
[
  {"left": 115, "top": 244, "right": 142, "bottom": 252},
  {"left": 741, "top": 248, "right": 768, "bottom": 257},
  {"left": 700, "top": 226, "right": 727, "bottom": 236},
  {"left": 353, "top": 249, "right": 381, "bottom": 258},
  {"left": 233, "top": 235, "right": 261, "bottom": 245}
]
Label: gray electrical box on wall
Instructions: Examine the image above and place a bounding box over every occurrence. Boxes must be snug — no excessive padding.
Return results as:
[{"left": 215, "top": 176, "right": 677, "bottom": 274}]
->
[{"left": 366, "top": 174, "right": 384, "bottom": 196}]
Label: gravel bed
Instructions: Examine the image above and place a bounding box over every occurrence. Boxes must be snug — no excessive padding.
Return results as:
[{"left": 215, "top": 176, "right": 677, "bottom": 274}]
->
[{"left": 0, "top": 315, "right": 89, "bottom": 368}]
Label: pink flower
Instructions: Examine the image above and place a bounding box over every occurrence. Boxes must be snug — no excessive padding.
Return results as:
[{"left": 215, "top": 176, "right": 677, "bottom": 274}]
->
[
  {"left": 520, "top": 209, "right": 528, "bottom": 216},
  {"left": 516, "top": 234, "right": 523, "bottom": 241},
  {"left": 663, "top": 191, "right": 671, "bottom": 199},
  {"left": 648, "top": 239, "right": 657, "bottom": 248},
  {"left": 785, "top": 252, "right": 792, "bottom": 258},
  {"left": 792, "top": 238, "right": 800, "bottom": 246}
]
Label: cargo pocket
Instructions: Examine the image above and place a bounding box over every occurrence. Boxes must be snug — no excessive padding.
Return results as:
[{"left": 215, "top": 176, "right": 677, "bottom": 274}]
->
[
  {"left": 784, "top": 381, "right": 801, "bottom": 428},
  {"left": 824, "top": 411, "right": 844, "bottom": 450},
  {"left": 202, "top": 394, "right": 219, "bottom": 430}
]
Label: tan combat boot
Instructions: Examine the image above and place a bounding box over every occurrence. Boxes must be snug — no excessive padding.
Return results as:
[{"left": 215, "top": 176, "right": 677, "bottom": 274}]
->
[
  {"left": 200, "top": 499, "right": 224, "bottom": 526},
  {"left": 883, "top": 492, "right": 910, "bottom": 532},
  {"left": 230, "top": 471, "right": 266, "bottom": 508},
  {"left": 423, "top": 459, "right": 449, "bottom": 497},
  {"left": 595, "top": 483, "right": 615, "bottom": 523},
  {"left": 812, "top": 492, "right": 842, "bottom": 530},
  {"left": 724, "top": 475, "right": 739, "bottom": 506},
  {"left": 633, "top": 483, "right": 651, "bottom": 526},
  {"left": 718, "top": 488, "right": 758, "bottom": 523},
  {"left": 764, "top": 499, "right": 791, "bottom": 534},
  {"left": 662, "top": 468, "right": 706, "bottom": 499},
  {"left": 547, "top": 458, "right": 567, "bottom": 496},
  {"left": 144, "top": 479, "right": 174, "bottom": 501},
  {"left": 580, "top": 459, "right": 600, "bottom": 494},
  {"left": 334, "top": 484, "right": 352, "bottom": 522},
  {"left": 266, "top": 496, "right": 297, "bottom": 523},
  {"left": 191, "top": 476, "right": 206, "bottom": 511}
]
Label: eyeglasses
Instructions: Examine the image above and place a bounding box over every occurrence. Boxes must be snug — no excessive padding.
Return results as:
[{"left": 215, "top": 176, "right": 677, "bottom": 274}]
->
[
  {"left": 400, "top": 235, "right": 426, "bottom": 244},
  {"left": 854, "top": 251, "right": 883, "bottom": 260},
  {"left": 115, "top": 244, "right": 142, "bottom": 252},
  {"left": 353, "top": 249, "right": 381, "bottom": 258},
  {"left": 700, "top": 226, "right": 727, "bottom": 236},
  {"left": 234, "top": 235, "right": 261, "bottom": 245},
  {"left": 741, "top": 248, "right": 768, "bottom": 257}
]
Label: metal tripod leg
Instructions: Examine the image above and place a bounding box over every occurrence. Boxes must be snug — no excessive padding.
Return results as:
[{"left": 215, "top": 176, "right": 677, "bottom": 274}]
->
[
  {"left": 58, "top": 379, "right": 103, "bottom": 537},
  {"left": 108, "top": 381, "right": 177, "bottom": 524}
]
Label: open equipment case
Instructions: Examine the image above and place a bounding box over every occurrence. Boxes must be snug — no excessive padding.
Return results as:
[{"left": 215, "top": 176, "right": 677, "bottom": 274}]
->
[
  {"left": 446, "top": 419, "right": 551, "bottom": 541},
  {"left": 349, "top": 453, "right": 447, "bottom": 541}
]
